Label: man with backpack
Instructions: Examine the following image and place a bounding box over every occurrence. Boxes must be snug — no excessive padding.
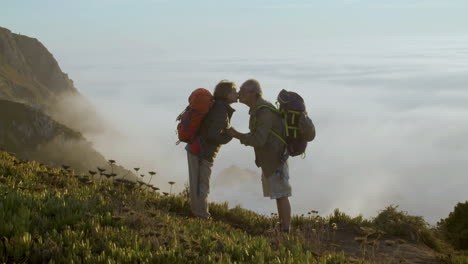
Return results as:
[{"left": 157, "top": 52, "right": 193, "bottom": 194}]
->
[{"left": 227, "top": 79, "right": 293, "bottom": 233}]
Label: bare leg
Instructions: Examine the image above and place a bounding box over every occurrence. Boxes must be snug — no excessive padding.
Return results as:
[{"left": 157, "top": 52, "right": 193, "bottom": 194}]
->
[{"left": 276, "top": 197, "right": 291, "bottom": 232}]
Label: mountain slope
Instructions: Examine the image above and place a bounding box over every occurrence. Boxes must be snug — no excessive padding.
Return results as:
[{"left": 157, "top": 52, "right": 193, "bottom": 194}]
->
[
  {"left": 0, "top": 26, "right": 77, "bottom": 110},
  {"left": 0, "top": 26, "right": 125, "bottom": 175},
  {"left": 0, "top": 99, "right": 127, "bottom": 176},
  {"left": 0, "top": 26, "right": 101, "bottom": 134}
]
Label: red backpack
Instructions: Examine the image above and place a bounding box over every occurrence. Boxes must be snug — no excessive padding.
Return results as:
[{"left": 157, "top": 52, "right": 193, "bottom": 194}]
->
[{"left": 176, "top": 88, "right": 213, "bottom": 146}]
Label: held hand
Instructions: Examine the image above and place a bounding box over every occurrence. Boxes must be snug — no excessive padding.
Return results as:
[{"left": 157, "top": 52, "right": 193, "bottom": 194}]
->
[{"left": 227, "top": 127, "right": 241, "bottom": 139}]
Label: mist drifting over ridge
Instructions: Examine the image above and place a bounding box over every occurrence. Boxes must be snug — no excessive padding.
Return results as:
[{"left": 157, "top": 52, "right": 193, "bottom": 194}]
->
[{"left": 55, "top": 36, "right": 468, "bottom": 224}]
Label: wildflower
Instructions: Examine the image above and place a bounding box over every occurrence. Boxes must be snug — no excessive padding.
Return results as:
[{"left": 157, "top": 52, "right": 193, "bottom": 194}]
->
[
  {"left": 168, "top": 181, "right": 175, "bottom": 194},
  {"left": 134, "top": 168, "right": 140, "bottom": 172},
  {"left": 163, "top": 192, "right": 169, "bottom": 196},
  {"left": 108, "top": 160, "right": 116, "bottom": 164},
  {"left": 89, "top": 170, "right": 97, "bottom": 176},
  {"left": 147, "top": 171, "right": 157, "bottom": 184},
  {"left": 97, "top": 167, "right": 106, "bottom": 172}
]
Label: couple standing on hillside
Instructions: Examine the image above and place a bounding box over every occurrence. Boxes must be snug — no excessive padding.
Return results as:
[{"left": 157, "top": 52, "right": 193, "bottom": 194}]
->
[{"left": 186, "top": 79, "right": 293, "bottom": 233}]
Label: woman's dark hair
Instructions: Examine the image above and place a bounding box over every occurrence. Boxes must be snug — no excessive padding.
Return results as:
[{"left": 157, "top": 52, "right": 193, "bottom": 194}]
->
[{"left": 213, "top": 80, "right": 236, "bottom": 101}]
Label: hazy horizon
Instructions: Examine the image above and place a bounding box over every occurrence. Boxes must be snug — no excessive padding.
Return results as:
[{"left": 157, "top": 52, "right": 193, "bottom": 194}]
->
[
  {"left": 2, "top": 0, "right": 468, "bottom": 224},
  {"left": 52, "top": 37, "right": 468, "bottom": 224}
]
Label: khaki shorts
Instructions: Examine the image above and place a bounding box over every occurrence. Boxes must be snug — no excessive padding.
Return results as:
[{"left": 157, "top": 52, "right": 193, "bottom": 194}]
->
[{"left": 262, "top": 162, "right": 292, "bottom": 199}]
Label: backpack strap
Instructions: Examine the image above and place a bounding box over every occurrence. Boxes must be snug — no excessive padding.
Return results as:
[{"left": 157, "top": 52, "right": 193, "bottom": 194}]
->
[
  {"left": 255, "top": 105, "right": 287, "bottom": 145},
  {"left": 256, "top": 104, "right": 280, "bottom": 114},
  {"left": 270, "top": 129, "right": 287, "bottom": 145},
  {"left": 283, "top": 110, "right": 303, "bottom": 138}
]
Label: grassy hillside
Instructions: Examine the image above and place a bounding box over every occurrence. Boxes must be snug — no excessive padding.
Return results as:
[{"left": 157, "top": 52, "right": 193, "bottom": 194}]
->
[{"left": 1, "top": 150, "right": 467, "bottom": 263}]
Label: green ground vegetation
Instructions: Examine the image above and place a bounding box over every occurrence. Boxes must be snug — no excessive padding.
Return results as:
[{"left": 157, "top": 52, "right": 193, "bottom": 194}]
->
[{"left": 0, "top": 150, "right": 467, "bottom": 263}]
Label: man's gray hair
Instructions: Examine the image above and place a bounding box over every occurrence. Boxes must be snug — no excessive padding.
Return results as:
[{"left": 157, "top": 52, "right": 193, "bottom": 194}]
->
[{"left": 240, "top": 79, "right": 263, "bottom": 97}]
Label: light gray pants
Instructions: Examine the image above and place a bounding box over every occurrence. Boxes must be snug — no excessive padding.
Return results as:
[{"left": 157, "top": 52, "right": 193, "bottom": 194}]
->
[{"left": 187, "top": 151, "right": 212, "bottom": 219}]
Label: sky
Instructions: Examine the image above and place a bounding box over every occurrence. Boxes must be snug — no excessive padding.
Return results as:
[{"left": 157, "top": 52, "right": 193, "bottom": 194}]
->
[{"left": 2, "top": 0, "right": 468, "bottom": 223}]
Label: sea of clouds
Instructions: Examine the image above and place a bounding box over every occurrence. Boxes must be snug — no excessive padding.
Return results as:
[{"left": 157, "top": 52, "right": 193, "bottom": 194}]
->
[{"left": 57, "top": 36, "right": 468, "bottom": 224}]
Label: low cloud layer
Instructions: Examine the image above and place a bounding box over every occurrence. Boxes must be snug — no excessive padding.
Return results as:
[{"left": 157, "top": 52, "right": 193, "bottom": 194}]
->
[{"left": 61, "top": 37, "right": 468, "bottom": 224}]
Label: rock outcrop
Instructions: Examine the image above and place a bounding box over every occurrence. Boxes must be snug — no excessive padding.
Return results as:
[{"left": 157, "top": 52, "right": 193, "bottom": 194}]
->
[
  {"left": 0, "top": 27, "right": 76, "bottom": 108},
  {"left": 0, "top": 26, "right": 101, "bottom": 134},
  {"left": 0, "top": 26, "right": 129, "bottom": 176},
  {"left": 0, "top": 99, "right": 129, "bottom": 176}
]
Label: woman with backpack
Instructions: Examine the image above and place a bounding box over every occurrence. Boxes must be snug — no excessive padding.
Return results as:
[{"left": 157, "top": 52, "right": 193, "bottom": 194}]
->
[{"left": 185, "top": 80, "right": 238, "bottom": 219}]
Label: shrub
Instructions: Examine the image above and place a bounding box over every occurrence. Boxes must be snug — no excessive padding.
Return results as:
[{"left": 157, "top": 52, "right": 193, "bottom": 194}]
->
[
  {"left": 438, "top": 201, "right": 468, "bottom": 250},
  {"left": 373, "top": 205, "right": 442, "bottom": 250},
  {"left": 327, "top": 208, "right": 371, "bottom": 228}
]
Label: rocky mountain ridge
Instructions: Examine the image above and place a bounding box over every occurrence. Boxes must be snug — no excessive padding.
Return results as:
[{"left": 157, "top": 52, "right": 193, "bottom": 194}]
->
[
  {"left": 0, "top": 26, "right": 101, "bottom": 134},
  {"left": 0, "top": 26, "right": 128, "bottom": 176},
  {"left": 0, "top": 27, "right": 76, "bottom": 109}
]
